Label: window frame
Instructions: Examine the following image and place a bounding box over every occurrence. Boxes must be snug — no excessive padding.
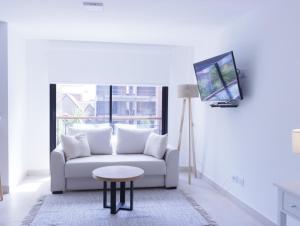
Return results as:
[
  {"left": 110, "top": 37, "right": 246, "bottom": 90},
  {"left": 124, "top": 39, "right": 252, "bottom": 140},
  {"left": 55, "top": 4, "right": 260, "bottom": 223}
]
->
[{"left": 50, "top": 84, "right": 168, "bottom": 152}]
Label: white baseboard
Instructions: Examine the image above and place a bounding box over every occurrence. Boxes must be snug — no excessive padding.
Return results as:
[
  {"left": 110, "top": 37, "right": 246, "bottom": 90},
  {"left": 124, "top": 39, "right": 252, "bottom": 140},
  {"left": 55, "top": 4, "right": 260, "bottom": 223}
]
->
[
  {"left": 27, "top": 169, "right": 50, "bottom": 177},
  {"left": 180, "top": 166, "right": 201, "bottom": 178},
  {"left": 179, "top": 167, "right": 276, "bottom": 226}
]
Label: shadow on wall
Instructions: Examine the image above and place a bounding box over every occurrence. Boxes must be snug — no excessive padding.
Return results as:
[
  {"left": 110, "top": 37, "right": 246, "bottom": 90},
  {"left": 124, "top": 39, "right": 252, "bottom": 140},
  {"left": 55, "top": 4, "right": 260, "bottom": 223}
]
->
[
  {"left": 234, "top": 50, "right": 258, "bottom": 102},
  {"left": 238, "top": 70, "right": 248, "bottom": 100}
]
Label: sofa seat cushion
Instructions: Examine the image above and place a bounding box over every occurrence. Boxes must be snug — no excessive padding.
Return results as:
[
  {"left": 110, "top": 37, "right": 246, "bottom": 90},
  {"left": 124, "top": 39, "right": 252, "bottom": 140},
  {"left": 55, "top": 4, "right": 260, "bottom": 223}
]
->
[{"left": 65, "top": 154, "right": 166, "bottom": 178}]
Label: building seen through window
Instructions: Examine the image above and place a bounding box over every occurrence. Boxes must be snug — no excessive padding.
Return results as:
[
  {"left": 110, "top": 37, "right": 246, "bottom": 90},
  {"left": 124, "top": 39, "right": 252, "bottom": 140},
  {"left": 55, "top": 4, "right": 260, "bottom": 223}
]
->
[{"left": 56, "top": 84, "right": 162, "bottom": 142}]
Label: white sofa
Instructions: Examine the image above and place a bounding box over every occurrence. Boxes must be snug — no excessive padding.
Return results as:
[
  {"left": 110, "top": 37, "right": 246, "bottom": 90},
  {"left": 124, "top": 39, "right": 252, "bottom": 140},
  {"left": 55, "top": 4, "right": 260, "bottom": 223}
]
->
[{"left": 50, "top": 144, "right": 179, "bottom": 193}]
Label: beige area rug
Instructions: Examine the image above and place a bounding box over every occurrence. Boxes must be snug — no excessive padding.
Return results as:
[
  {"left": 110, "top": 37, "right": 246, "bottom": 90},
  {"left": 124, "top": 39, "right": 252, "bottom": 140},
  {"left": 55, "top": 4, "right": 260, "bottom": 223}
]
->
[{"left": 22, "top": 189, "right": 217, "bottom": 226}]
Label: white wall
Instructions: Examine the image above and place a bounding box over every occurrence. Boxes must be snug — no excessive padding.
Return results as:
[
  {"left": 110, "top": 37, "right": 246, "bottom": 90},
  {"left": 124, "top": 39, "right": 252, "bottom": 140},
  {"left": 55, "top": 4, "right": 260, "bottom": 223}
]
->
[
  {"left": 25, "top": 40, "right": 191, "bottom": 172},
  {"left": 47, "top": 41, "right": 172, "bottom": 85},
  {"left": 26, "top": 41, "right": 50, "bottom": 172},
  {"left": 0, "top": 23, "right": 29, "bottom": 190},
  {"left": 0, "top": 22, "right": 9, "bottom": 190},
  {"left": 192, "top": 1, "right": 300, "bottom": 225},
  {"left": 8, "top": 28, "right": 28, "bottom": 187}
]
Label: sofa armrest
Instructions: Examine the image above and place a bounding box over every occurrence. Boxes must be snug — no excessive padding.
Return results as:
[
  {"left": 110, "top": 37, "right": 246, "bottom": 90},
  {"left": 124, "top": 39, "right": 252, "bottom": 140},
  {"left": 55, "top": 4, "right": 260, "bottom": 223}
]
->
[
  {"left": 164, "top": 147, "right": 179, "bottom": 188},
  {"left": 50, "top": 144, "right": 66, "bottom": 192}
]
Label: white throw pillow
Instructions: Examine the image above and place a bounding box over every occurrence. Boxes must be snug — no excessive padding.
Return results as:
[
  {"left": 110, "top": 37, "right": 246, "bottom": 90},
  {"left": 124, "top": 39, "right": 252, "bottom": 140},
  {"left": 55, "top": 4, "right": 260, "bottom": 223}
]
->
[
  {"left": 69, "top": 127, "right": 113, "bottom": 155},
  {"left": 61, "top": 134, "right": 91, "bottom": 161},
  {"left": 144, "top": 132, "right": 168, "bottom": 159},
  {"left": 116, "top": 127, "right": 154, "bottom": 154}
]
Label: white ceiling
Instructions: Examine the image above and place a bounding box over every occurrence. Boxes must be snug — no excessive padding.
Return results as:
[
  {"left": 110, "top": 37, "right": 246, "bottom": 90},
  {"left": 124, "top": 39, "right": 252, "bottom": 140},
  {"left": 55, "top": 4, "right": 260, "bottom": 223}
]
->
[{"left": 0, "top": 0, "right": 265, "bottom": 44}]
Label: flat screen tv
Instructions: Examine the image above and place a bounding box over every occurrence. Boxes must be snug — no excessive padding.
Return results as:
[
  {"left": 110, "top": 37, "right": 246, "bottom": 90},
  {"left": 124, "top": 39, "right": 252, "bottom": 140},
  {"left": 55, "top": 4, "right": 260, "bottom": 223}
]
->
[{"left": 193, "top": 51, "right": 243, "bottom": 103}]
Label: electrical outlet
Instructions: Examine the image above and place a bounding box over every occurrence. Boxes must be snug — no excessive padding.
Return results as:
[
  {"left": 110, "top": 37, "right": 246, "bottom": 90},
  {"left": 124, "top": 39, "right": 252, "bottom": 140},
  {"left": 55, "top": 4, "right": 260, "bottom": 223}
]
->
[
  {"left": 238, "top": 177, "right": 245, "bottom": 186},
  {"left": 232, "top": 175, "right": 245, "bottom": 187}
]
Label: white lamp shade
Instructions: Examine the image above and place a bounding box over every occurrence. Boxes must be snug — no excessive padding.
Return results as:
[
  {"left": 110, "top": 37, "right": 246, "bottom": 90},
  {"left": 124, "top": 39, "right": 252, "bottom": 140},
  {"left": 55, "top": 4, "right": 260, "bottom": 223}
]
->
[
  {"left": 292, "top": 129, "right": 300, "bottom": 154},
  {"left": 177, "top": 84, "right": 199, "bottom": 98}
]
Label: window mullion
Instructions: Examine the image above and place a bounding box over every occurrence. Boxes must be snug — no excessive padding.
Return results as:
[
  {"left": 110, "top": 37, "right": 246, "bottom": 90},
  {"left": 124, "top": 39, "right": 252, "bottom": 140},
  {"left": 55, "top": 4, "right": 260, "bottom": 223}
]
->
[{"left": 109, "top": 85, "right": 113, "bottom": 125}]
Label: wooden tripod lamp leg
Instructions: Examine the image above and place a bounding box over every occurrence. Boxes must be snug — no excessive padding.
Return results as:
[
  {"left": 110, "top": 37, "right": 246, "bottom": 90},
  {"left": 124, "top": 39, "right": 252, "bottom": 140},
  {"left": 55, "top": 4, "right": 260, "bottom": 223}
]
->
[
  {"left": 177, "top": 99, "right": 186, "bottom": 151},
  {"left": 188, "top": 98, "right": 192, "bottom": 185},
  {"left": 190, "top": 101, "right": 198, "bottom": 178},
  {"left": 0, "top": 175, "right": 3, "bottom": 201},
  {"left": 178, "top": 98, "right": 196, "bottom": 185}
]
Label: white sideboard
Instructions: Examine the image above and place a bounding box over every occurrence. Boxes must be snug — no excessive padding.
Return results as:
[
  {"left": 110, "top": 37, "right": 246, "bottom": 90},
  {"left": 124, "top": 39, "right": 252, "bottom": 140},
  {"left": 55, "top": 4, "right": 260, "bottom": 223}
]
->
[{"left": 275, "top": 182, "right": 300, "bottom": 226}]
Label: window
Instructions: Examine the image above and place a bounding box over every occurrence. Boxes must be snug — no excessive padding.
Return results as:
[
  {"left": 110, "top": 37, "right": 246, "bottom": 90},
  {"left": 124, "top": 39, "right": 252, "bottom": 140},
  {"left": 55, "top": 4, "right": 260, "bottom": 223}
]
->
[
  {"left": 137, "top": 87, "right": 156, "bottom": 96},
  {"left": 111, "top": 85, "right": 162, "bottom": 133},
  {"left": 54, "top": 84, "right": 167, "bottom": 144},
  {"left": 56, "top": 84, "right": 109, "bottom": 142}
]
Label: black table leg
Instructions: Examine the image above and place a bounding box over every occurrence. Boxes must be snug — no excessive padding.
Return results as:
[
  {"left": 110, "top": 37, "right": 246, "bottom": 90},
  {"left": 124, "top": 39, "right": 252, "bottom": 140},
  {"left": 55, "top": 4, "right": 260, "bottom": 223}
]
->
[
  {"left": 130, "top": 181, "right": 133, "bottom": 210},
  {"left": 110, "top": 182, "right": 117, "bottom": 214},
  {"left": 102, "top": 180, "right": 134, "bottom": 214},
  {"left": 120, "top": 182, "right": 126, "bottom": 204},
  {"left": 103, "top": 181, "right": 108, "bottom": 208}
]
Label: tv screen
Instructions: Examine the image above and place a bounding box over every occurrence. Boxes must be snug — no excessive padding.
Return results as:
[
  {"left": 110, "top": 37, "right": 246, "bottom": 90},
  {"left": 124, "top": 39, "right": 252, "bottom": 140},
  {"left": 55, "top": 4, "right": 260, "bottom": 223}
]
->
[{"left": 193, "top": 51, "right": 243, "bottom": 102}]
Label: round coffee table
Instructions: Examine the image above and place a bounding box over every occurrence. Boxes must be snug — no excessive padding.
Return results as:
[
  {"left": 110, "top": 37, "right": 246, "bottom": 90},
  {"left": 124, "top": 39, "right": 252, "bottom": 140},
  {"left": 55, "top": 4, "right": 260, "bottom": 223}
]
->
[{"left": 92, "top": 165, "right": 144, "bottom": 214}]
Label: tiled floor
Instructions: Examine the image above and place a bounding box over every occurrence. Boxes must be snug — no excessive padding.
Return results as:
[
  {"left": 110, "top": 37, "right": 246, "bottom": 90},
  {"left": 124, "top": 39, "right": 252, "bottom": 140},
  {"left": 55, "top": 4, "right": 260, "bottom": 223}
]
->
[
  {"left": 0, "top": 176, "right": 50, "bottom": 226},
  {"left": 0, "top": 173, "right": 267, "bottom": 226}
]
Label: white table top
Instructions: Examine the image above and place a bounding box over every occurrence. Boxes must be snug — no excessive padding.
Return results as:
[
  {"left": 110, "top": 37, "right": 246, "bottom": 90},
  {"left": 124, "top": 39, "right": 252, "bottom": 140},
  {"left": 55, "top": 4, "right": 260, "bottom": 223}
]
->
[
  {"left": 274, "top": 181, "right": 300, "bottom": 197},
  {"left": 92, "top": 165, "right": 144, "bottom": 182}
]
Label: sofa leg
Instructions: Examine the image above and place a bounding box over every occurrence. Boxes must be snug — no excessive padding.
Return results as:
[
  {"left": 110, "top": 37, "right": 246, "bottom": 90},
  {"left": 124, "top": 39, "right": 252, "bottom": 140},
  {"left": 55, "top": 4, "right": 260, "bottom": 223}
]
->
[
  {"left": 166, "top": 187, "right": 177, "bottom": 190},
  {"left": 52, "top": 191, "right": 63, "bottom": 194}
]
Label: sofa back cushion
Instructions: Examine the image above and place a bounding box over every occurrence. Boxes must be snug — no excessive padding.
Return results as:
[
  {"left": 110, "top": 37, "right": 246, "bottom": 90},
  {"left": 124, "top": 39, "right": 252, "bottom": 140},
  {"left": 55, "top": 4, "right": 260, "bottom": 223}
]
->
[
  {"left": 116, "top": 127, "right": 153, "bottom": 154},
  {"left": 144, "top": 132, "right": 168, "bottom": 159},
  {"left": 61, "top": 134, "right": 91, "bottom": 161},
  {"left": 69, "top": 127, "right": 113, "bottom": 155},
  {"left": 114, "top": 123, "right": 137, "bottom": 135}
]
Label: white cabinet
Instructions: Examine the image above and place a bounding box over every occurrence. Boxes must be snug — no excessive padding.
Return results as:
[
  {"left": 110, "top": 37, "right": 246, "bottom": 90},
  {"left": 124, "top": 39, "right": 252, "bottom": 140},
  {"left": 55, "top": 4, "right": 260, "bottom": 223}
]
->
[{"left": 275, "top": 183, "right": 300, "bottom": 226}]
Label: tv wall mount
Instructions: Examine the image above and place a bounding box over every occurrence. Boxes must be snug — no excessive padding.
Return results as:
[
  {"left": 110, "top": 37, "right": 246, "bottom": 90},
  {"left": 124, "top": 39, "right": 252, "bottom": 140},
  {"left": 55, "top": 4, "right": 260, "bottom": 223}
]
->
[{"left": 210, "top": 100, "right": 239, "bottom": 108}]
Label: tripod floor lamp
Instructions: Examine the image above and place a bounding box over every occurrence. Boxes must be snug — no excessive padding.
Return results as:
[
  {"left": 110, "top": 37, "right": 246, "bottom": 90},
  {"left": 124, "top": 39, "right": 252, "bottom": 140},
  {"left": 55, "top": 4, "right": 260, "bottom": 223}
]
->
[{"left": 177, "top": 84, "right": 199, "bottom": 185}]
